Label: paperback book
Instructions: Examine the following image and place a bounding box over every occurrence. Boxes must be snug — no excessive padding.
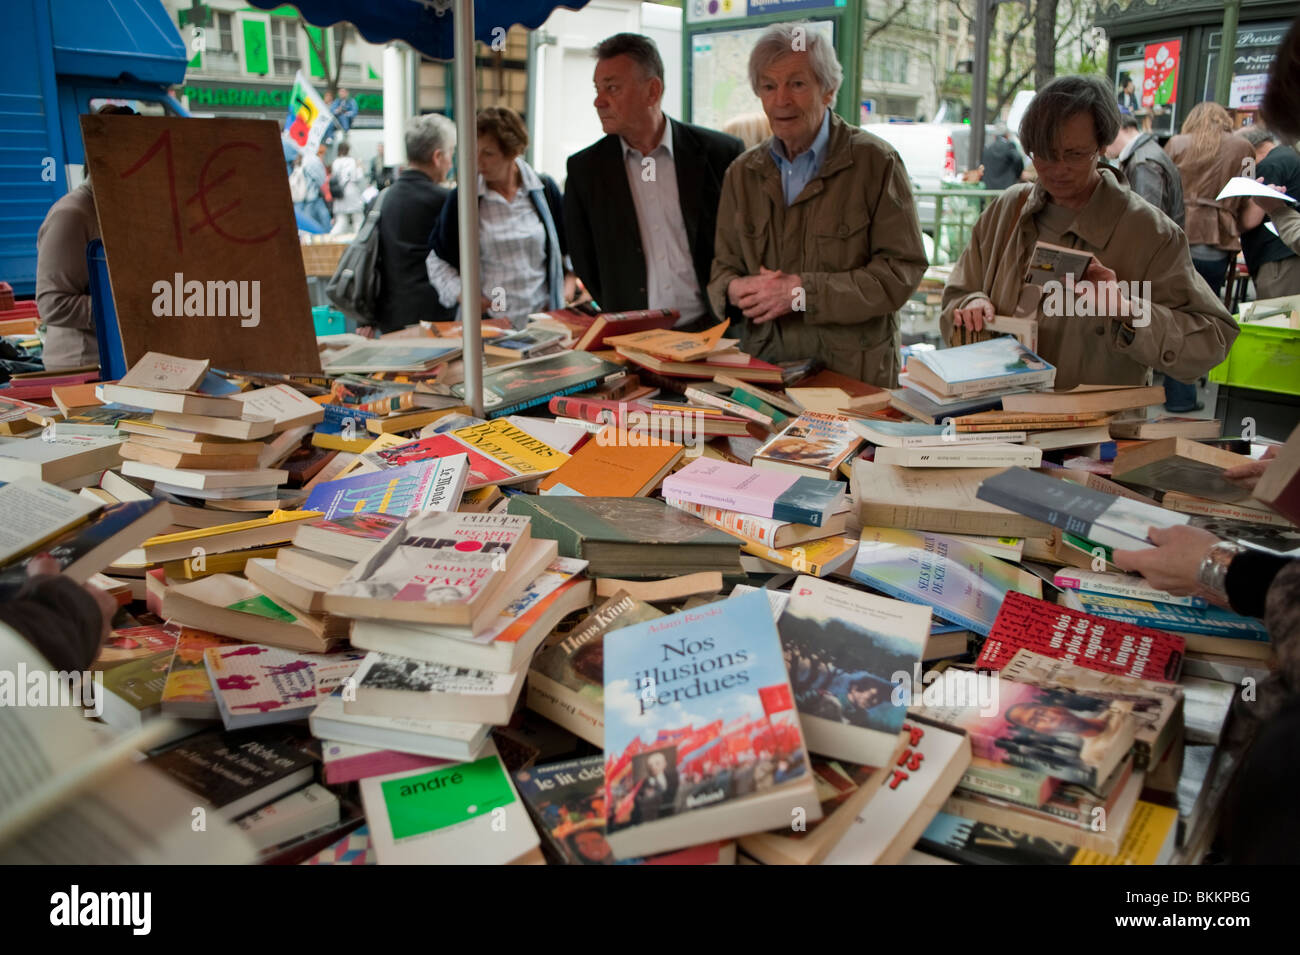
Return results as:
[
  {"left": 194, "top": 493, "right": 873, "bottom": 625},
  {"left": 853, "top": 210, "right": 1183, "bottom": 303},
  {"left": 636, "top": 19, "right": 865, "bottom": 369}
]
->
[
  {"left": 602, "top": 591, "right": 819, "bottom": 858},
  {"left": 751, "top": 412, "right": 863, "bottom": 479},
  {"left": 302, "top": 455, "right": 468, "bottom": 519}
]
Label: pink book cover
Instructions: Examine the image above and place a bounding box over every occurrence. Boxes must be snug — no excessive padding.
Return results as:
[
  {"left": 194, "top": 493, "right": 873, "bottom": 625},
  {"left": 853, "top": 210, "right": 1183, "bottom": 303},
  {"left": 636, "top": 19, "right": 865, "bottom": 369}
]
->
[
  {"left": 371, "top": 434, "right": 514, "bottom": 488},
  {"left": 321, "top": 740, "right": 449, "bottom": 785},
  {"left": 660, "top": 458, "right": 797, "bottom": 518},
  {"left": 204, "top": 644, "right": 365, "bottom": 723}
]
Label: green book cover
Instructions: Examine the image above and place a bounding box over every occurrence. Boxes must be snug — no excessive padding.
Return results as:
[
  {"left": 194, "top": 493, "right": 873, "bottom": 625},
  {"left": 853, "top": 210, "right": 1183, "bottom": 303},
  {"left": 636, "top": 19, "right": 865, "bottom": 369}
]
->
[
  {"left": 506, "top": 496, "right": 739, "bottom": 550},
  {"left": 729, "top": 388, "right": 788, "bottom": 424},
  {"left": 380, "top": 756, "right": 516, "bottom": 838}
]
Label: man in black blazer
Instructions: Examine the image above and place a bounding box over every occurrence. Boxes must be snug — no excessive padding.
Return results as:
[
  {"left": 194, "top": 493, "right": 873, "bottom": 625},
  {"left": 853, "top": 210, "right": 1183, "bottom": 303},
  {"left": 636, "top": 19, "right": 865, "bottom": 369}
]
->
[{"left": 565, "top": 33, "right": 743, "bottom": 329}]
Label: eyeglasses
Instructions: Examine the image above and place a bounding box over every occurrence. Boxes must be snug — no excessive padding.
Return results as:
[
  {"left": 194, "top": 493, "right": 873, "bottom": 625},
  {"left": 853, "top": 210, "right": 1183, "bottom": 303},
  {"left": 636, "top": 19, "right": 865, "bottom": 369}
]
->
[{"left": 1031, "top": 148, "right": 1098, "bottom": 166}]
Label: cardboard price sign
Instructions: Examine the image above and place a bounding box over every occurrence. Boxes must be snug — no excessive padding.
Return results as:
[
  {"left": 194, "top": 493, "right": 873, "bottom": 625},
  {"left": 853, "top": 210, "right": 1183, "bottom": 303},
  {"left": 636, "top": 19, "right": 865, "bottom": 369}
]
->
[{"left": 80, "top": 115, "right": 322, "bottom": 374}]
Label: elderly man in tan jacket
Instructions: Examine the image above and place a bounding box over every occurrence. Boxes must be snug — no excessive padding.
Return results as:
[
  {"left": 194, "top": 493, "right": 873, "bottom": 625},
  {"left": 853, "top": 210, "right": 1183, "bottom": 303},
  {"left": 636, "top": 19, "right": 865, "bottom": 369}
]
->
[
  {"left": 708, "top": 23, "right": 927, "bottom": 387},
  {"left": 943, "top": 75, "right": 1236, "bottom": 391}
]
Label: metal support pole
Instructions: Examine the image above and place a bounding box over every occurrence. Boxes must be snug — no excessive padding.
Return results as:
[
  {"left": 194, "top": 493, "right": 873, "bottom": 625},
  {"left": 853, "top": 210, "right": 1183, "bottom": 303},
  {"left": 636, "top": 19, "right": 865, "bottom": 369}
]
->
[
  {"left": 454, "top": 0, "right": 483, "bottom": 417},
  {"left": 1215, "top": 0, "right": 1241, "bottom": 106},
  {"left": 969, "top": 0, "right": 991, "bottom": 171}
]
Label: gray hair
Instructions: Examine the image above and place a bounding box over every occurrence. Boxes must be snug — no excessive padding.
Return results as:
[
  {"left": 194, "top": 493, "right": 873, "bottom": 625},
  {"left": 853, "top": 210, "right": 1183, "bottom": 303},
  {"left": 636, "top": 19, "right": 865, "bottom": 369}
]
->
[
  {"left": 405, "top": 112, "right": 456, "bottom": 165},
  {"left": 1237, "top": 124, "right": 1276, "bottom": 148},
  {"left": 1019, "top": 75, "right": 1121, "bottom": 160},
  {"left": 594, "top": 33, "right": 664, "bottom": 84},
  {"left": 748, "top": 22, "right": 843, "bottom": 99}
]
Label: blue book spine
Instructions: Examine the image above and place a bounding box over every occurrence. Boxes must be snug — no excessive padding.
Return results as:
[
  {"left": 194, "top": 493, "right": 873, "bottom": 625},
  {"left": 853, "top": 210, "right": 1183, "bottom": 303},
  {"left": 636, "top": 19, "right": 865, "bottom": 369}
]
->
[
  {"left": 848, "top": 565, "right": 989, "bottom": 636},
  {"left": 485, "top": 378, "right": 607, "bottom": 419},
  {"left": 1077, "top": 599, "right": 1269, "bottom": 642}
]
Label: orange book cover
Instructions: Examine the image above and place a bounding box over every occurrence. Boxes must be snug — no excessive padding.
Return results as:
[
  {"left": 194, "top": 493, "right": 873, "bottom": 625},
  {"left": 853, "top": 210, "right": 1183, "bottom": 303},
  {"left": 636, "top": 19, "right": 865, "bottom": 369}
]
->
[{"left": 538, "top": 426, "right": 684, "bottom": 497}]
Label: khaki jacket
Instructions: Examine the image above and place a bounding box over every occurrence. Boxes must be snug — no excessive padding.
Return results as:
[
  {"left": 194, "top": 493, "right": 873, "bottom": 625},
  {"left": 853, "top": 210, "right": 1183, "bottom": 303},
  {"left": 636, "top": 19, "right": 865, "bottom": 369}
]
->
[
  {"left": 708, "top": 113, "right": 927, "bottom": 386},
  {"left": 941, "top": 168, "right": 1238, "bottom": 390},
  {"left": 35, "top": 182, "right": 100, "bottom": 371},
  {"left": 1164, "top": 132, "right": 1254, "bottom": 250}
]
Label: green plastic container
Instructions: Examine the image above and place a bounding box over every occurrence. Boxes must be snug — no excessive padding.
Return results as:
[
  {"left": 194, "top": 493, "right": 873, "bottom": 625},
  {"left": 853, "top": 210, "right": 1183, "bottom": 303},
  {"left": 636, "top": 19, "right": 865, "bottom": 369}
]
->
[
  {"left": 312, "top": 306, "right": 347, "bottom": 336},
  {"left": 1209, "top": 319, "right": 1300, "bottom": 396}
]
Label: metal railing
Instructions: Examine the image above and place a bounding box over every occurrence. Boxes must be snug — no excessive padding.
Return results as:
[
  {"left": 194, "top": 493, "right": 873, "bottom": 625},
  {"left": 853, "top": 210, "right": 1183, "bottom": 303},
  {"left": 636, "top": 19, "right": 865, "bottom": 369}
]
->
[{"left": 913, "top": 186, "right": 1007, "bottom": 265}]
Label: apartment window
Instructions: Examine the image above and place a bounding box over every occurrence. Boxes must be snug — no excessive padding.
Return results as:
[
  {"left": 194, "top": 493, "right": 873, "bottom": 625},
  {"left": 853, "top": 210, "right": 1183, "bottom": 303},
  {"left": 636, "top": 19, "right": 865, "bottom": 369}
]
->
[
  {"left": 214, "top": 11, "right": 234, "bottom": 52},
  {"left": 948, "top": 15, "right": 959, "bottom": 31},
  {"left": 271, "top": 19, "right": 301, "bottom": 77}
]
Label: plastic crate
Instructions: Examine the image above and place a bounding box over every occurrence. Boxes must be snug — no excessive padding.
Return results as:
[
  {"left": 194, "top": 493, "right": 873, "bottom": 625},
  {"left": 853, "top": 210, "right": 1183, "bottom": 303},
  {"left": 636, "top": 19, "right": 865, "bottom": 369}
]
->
[
  {"left": 1209, "top": 319, "right": 1300, "bottom": 396},
  {"left": 312, "top": 307, "right": 347, "bottom": 336}
]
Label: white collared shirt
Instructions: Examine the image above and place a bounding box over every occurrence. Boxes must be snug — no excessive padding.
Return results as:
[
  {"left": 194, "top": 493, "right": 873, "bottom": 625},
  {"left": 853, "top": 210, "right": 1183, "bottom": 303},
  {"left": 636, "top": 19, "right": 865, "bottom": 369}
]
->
[
  {"left": 426, "top": 157, "right": 550, "bottom": 329},
  {"left": 621, "top": 118, "right": 707, "bottom": 325}
]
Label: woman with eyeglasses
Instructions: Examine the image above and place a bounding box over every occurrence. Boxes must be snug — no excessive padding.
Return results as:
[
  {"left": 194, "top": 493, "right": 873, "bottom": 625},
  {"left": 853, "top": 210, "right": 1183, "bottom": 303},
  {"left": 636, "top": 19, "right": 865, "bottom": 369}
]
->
[{"left": 941, "top": 75, "right": 1237, "bottom": 392}]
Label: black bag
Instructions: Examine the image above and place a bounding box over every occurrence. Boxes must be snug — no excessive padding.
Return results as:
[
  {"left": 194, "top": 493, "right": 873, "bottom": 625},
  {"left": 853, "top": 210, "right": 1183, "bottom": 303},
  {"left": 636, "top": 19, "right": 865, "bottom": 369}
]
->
[{"left": 325, "top": 189, "right": 387, "bottom": 321}]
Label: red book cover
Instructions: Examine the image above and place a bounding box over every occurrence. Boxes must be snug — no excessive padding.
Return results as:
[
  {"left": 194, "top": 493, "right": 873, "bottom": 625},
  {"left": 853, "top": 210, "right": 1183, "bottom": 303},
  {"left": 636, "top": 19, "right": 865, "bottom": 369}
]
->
[
  {"left": 976, "top": 591, "right": 1184, "bottom": 683},
  {"left": 576, "top": 309, "right": 680, "bottom": 351}
]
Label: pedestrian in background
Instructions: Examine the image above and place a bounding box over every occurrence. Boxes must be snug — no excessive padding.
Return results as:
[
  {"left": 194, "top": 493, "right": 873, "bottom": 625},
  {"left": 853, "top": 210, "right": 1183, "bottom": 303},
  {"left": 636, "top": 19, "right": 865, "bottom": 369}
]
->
[
  {"left": 1235, "top": 124, "right": 1300, "bottom": 298},
  {"left": 329, "top": 142, "right": 364, "bottom": 235}
]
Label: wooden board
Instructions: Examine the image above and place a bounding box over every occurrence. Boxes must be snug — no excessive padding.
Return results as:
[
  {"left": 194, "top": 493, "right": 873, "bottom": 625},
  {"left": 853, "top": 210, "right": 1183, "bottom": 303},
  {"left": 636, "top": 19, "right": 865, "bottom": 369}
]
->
[{"left": 80, "top": 115, "right": 321, "bottom": 374}]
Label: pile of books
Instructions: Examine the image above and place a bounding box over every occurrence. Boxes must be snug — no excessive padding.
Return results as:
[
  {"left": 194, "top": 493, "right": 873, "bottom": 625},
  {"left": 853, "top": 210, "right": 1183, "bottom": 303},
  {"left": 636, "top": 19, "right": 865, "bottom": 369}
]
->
[{"left": 4, "top": 311, "right": 1296, "bottom": 869}]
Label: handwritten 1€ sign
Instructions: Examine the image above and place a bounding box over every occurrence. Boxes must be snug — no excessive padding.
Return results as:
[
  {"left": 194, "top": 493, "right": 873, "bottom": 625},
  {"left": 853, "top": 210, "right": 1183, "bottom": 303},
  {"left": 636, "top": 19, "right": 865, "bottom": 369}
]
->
[{"left": 79, "top": 115, "right": 321, "bottom": 374}]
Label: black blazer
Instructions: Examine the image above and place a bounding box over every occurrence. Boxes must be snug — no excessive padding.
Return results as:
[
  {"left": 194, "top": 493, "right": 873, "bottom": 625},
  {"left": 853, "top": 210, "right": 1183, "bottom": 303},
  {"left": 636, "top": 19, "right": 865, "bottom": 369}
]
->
[{"left": 564, "top": 118, "right": 742, "bottom": 318}]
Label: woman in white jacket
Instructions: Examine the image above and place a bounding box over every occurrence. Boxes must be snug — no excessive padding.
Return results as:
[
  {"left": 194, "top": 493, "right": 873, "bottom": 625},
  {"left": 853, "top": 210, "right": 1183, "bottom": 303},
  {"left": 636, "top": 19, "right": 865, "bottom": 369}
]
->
[{"left": 329, "top": 142, "right": 365, "bottom": 235}]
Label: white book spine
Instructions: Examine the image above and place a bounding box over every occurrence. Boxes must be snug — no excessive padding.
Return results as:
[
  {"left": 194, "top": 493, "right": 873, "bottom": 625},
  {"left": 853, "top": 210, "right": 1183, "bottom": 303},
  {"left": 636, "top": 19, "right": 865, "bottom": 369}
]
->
[{"left": 1051, "top": 570, "right": 1206, "bottom": 608}]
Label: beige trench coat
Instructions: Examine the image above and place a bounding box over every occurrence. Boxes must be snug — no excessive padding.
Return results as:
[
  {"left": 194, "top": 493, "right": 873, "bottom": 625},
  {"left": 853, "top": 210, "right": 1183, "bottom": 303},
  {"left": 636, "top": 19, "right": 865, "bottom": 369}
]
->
[
  {"left": 708, "top": 112, "right": 928, "bottom": 387},
  {"left": 941, "top": 168, "right": 1238, "bottom": 390}
]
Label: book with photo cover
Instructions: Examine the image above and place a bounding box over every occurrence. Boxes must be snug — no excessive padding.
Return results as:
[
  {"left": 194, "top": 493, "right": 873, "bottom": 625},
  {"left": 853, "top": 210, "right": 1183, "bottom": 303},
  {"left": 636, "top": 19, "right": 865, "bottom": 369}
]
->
[
  {"left": 455, "top": 351, "right": 625, "bottom": 419},
  {"left": 346, "top": 652, "right": 525, "bottom": 726},
  {"left": 913, "top": 670, "right": 1137, "bottom": 789},
  {"left": 602, "top": 590, "right": 820, "bottom": 859},
  {"left": 514, "top": 756, "right": 731, "bottom": 865},
  {"left": 752, "top": 412, "right": 863, "bottom": 479},
  {"left": 778, "top": 576, "right": 929, "bottom": 766},
  {"left": 906, "top": 337, "right": 1056, "bottom": 399},
  {"left": 527, "top": 590, "right": 664, "bottom": 745}
]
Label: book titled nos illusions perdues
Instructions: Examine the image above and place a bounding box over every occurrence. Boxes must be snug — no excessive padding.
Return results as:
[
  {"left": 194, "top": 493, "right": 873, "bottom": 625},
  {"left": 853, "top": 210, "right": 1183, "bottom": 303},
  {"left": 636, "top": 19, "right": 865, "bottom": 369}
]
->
[{"left": 602, "top": 590, "right": 820, "bottom": 859}]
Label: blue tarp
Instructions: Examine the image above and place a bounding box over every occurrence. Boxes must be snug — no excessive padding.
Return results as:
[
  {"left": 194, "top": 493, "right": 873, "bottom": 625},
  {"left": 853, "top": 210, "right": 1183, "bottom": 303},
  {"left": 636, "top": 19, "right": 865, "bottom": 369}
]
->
[{"left": 247, "top": 0, "right": 591, "bottom": 61}]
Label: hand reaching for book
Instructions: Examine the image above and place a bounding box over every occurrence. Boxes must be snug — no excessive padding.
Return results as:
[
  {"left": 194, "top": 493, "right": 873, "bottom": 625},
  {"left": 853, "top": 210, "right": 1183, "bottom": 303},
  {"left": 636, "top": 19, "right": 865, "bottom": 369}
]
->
[
  {"left": 0, "top": 556, "right": 117, "bottom": 671},
  {"left": 1223, "top": 445, "right": 1279, "bottom": 490},
  {"left": 1111, "top": 525, "right": 1224, "bottom": 603}
]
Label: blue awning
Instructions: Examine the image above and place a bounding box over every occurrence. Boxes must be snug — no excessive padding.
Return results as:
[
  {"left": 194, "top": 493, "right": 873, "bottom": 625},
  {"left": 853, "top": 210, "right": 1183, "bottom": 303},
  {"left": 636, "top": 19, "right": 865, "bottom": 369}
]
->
[
  {"left": 50, "top": 0, "right": 188, "bottom": 85},
  {"left": 246, "top": 0, "right": 592, "bottom": 61}
]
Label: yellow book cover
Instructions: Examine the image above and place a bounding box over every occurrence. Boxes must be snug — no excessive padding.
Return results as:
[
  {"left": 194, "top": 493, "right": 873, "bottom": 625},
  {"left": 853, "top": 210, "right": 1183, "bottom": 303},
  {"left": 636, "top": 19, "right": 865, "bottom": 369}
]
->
[
  {"left": 1070, "top": 801, "right": 1178, "bottom": 865},
  {"left": 605, "top": 319, "right": 730, "bottom": 362},
  {"left": 143, "top": 509, "right": 322, "bottom": 547},
  {"left": 741, "top": 535, "right": 858, "bottom": 576},
  {"left": 452, "top": 419, "right": 569, "bottom": 476},
  {"left": 162, "top": 546, "right": 283, "bottom": 579},
  {"left": 312, "top": 432, "right": 375, "bottom": 453}
]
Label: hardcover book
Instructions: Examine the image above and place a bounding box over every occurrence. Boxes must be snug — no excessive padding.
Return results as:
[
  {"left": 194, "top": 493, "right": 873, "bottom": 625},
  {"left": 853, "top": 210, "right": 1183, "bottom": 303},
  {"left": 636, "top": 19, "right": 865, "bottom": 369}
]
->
[
  {"left": 662, "top": 458, "right": 844, "bottom": 527},
  {"left": 976, "top": 591, "right": 1185, "bottom": 682},
  {"left": 849, "top": 527, "right": 1042, "bottom": 636},
  {"left": 778, "top": 576, "right": 929, "bottom": 765},
  {"left": 505, "top": 495, "right": 742, "bottom": 579},
  {"left": 527, "top": 590, "right": 664, "bottom": 745},
  {"left": 913, "top": 670, "right": 1137, "bottom": 789},
  {"left": 1111, "top": 437, "right": 1255, "bottom": 504},
  {"left": 602, "top": 590, "right": 820, "bottom": 858},
  {"left": 454, "top": 351, "right": 624, "bottom": 418}
]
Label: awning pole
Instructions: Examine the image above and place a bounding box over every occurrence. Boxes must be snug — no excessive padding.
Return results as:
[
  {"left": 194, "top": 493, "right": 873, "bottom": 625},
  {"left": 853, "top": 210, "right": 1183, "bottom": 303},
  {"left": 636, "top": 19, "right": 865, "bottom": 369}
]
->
[{"left": 454, "top": 0, "right": 483, "bottom": 417}]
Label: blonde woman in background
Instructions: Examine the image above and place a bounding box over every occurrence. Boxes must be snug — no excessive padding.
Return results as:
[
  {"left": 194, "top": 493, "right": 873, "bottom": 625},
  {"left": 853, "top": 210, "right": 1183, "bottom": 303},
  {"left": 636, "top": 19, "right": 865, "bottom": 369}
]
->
[
  {"left": 1162, "top": 101, "right": 1253, "bottom": 412},
  {"left": 722, "top": 112, "right": 772, "bottom": 151}
]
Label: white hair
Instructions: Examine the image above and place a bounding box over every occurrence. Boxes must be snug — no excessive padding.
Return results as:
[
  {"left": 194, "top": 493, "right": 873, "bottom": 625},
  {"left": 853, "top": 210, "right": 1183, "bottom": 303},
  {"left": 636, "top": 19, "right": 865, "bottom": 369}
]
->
[
  {"left": 405, "top": 113, "right": 456, "bottom": 165},
  {"left": 748, "top": 22, "right": 843, "bottom": 98}
]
